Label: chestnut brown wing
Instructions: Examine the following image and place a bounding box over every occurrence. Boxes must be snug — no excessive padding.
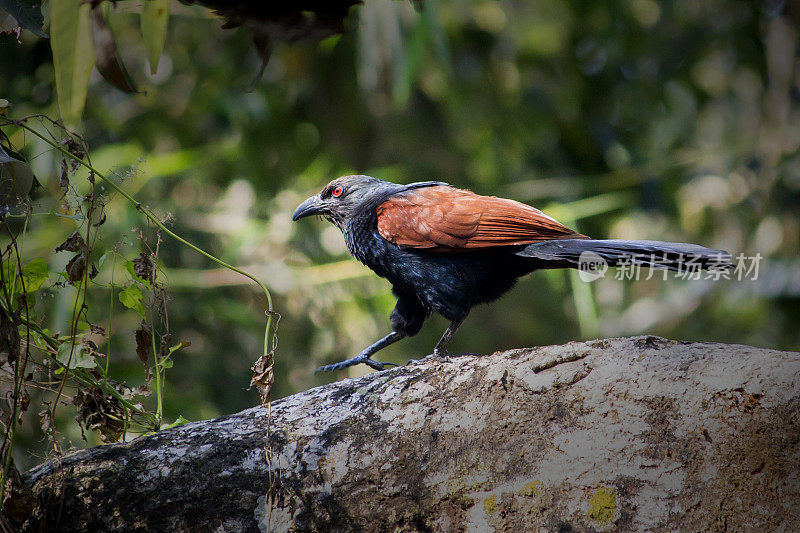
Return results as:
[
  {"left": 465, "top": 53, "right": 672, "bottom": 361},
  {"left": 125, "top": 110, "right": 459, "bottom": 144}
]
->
[{"left": 376, "top": 186, "right": 586, "bottom": 251}]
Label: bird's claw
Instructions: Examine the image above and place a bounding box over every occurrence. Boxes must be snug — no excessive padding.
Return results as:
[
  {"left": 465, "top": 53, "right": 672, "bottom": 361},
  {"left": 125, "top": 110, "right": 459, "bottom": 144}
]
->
[
  {"left": 315, "top": 354, "right": 398, "bottom": 373},
  {"left": 363, "top": 358, "right": 398, "bottom": 371},
  {"left": 403, "top": 351, "right": 452, "bottom": 366}
]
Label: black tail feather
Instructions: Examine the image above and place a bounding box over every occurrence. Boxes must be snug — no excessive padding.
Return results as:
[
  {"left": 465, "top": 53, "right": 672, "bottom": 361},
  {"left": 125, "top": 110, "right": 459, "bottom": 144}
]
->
[{"left": 516, "top": 239, "right": 732, "bottom": 272}]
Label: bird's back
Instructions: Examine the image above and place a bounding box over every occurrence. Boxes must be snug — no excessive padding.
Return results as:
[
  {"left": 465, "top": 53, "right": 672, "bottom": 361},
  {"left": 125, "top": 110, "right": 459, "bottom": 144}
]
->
[{"left": 343, "top": 183, "right": 550, "bottom": 320}]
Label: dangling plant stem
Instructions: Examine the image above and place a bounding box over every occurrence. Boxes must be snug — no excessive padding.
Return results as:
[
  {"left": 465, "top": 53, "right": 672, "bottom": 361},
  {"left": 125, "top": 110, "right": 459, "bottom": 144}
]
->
[{"left": 6, "top": 117, "right": 276, "bottom": 358}]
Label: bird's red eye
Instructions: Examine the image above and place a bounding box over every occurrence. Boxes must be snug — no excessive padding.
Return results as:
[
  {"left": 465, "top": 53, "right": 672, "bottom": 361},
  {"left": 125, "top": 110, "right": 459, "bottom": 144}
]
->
[{"left": 333, "top": 186, "right": 343, "bottom": 197}]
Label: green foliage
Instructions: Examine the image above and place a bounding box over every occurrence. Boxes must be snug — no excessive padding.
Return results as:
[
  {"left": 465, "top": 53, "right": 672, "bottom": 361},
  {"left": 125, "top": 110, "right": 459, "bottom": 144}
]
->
[
  {"left": 162, "top": 414, "right": 191, "bottom": 429},
  {"left": 118, "top": 285, "right": 145, "bottom": 317},
  {"left": 18, "top": 257, "right": 48, "bottom": 292},
  {"left": 141, "top": 0, "right": 169, "bottom": 74},
  {"left": 56, "top": 341, "right": 95, "bottom": 369},
  {"left": 0, "top": 114, "right": 275, "bottom": 502},
  {"left": 49, "top": 0, "right": 95, "bottom": 125}
]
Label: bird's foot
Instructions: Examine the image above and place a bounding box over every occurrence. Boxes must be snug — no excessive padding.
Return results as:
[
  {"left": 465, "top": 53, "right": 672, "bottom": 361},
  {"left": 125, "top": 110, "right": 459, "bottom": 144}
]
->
[
  {"left": 402, "top": 351, "right": 450, "bottom": 366},
  {"left": 316, "top": 353, "right": 399, "bottom": 373},
  {"left": 432, "top": 350, "right": 481, "bottom": 362},
  {"left": 404, "top": 351, "right": 482, "bottom": 366}
]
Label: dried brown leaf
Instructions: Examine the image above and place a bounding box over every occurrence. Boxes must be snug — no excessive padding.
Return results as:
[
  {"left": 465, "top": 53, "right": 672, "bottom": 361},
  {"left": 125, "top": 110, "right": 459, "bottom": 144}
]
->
[
  {"left": 250, "top": 351, "right": 274, "bottom": 406},
  {"left": 19, "top": 388, "right": 30, "bottom": 417},
  {"left": 74, "top": 387, "right": 125, "bottom": 442},
  {"left": 1, "top": 459, "right": 35, "bottom": 525},
  {"left": 60, "top": 138, "right": 85, "bottom": 168},
  {"left": 38, "top": 407, "right": 53, "bottom": 434},
  {"left": 65, "top": 252, "right": 87, "bottom": 283},
  {"left": 59, "top": 158, "right": 69, "bottom": 194},
  {"left": 90, "top": 5, "right": 138, "bottom": 93},
  {"left": 134, "top": 384, "right": 152, "bottom": 398},
  {"left": 135, "top": 321, "right": 152, "bottom": 365},
  {"left": 133, "top": 252, "right": 154, "bottom": 282},
  {"left": 0, "top": 307, "right": 21, "bottom": 364},
  {"left": 55, "top": 231, "right": 86, "bottom": 253},
  {"left": 92, "top": 210, "right": 107, "bottom": 227}
]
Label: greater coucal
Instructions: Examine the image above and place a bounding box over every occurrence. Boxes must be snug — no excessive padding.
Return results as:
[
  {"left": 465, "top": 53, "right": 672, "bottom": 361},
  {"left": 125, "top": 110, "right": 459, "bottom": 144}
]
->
[{"left": 293, "top": 175, "right": 731, "bottom": 372}]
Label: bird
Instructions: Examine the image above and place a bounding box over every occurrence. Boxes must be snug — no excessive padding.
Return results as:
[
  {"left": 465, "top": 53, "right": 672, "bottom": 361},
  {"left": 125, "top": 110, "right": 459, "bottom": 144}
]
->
[{"left": 293, "top": 175, "right": 731, "bottom": 372}]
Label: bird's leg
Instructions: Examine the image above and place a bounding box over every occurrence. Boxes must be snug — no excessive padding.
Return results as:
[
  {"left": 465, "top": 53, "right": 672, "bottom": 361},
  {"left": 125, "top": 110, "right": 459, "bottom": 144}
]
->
[
  {"left": 433, "top": 318, "right": 464, "bottom": 358},
  {"left": 316, "top": 331, "right": 406, "bottom": 373}
]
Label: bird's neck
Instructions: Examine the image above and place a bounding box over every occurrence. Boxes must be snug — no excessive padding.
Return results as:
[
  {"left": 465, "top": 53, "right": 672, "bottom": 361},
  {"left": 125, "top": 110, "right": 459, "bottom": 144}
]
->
[
  {"left": 341, "top": 182, "right": 444, "bottom": 273},
  {"left": 342, "top": 192, "right": 395, "bottom": 271}
]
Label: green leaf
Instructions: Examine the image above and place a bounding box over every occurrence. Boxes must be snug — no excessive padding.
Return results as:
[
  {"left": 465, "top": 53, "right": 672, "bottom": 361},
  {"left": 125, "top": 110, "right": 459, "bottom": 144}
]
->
[
  {"left": 118, "top": 285, "right": 146, "bottom": 317},
  {"left": 50, "top": 0, "right": 95, "bottom": 126},
  {"left": 1, "top": 259, "right": 16, "bottom": 289},
  {"left": 56, "top": 342, "right": 96, "bottom": 369},
  {"left": 159, "top": 341, "right": 189, "bottom": 371},
  {"left": 167, "top": 340, "right": 190, "bottom": 356},
  {"left": 17, "top": 294, "right": 36, "bottom": 318},
  {"left": 141, "top": 0, "right": 169, "bottom": 75},
  {"left": 162, "top": 415, "right": 190, "bottom": 429},
  {"left": 19, "top": 257, "right": 49, "bottom": 293},
  {"left": 24, "top": 328, "right": 50, "bottom": 352}
]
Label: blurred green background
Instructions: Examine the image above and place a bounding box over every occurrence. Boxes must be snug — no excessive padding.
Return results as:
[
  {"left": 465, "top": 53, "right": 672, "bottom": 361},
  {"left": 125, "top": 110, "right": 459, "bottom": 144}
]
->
[{"left": 2, "top": 0, "right": 799, "bottom": 468}]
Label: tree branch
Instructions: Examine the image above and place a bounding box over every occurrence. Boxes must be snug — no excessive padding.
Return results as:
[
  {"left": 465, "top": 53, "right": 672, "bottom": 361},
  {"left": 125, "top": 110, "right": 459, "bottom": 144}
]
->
[{"left": 20, "top": 336, "right": 800, "bottom": 531}]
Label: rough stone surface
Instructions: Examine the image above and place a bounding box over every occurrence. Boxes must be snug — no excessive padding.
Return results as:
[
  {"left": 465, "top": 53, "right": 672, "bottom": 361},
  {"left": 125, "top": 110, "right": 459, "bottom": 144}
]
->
[{"left": 22, "top": 336, "right": 800, "bottom": 532}]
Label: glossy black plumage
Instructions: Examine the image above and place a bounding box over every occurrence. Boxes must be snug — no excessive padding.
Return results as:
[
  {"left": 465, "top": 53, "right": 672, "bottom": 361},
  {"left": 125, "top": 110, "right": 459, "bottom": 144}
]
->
[{"left": 293, "top": 175, "right": 731, "bottom": 372}]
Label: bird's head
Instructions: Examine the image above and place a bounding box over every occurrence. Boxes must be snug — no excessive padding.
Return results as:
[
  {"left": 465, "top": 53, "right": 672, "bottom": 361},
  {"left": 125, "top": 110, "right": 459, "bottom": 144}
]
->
[{"left": 292, "top": 175, "right": 389, "bottom": 228}]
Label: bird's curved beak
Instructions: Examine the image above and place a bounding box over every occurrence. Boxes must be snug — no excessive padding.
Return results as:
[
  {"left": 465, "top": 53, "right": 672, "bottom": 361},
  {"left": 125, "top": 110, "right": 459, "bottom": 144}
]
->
[{"left": 292, "top": 195, "right": 324, "bottom": 221}]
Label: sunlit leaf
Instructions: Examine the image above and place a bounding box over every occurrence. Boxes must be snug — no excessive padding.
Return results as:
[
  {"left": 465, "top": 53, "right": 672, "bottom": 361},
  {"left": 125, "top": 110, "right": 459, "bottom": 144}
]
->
[
  {"left": 162, "top": 415, "right": 191, "bottom": 429},
  {"left": 19, "top": 258, "right": 49, "bottom": 293},
  {"left": 119, "top": 285, "right": 146, "bottom": 317},
  {"left": 167, "top": 341, "right": 190, "bottom": 356},
  {"left": 141, "top": 0, "right": 169, "bottom": 75},
  {"left": 50, "top": 0, "right": 95, "bottom": 126},
  {"left": 56, "top": 342, "right": 96, "bottom": 369},
  {"left": 90, "top": 4, "right": 138, "bottom": 93},
  {"left": 19, "top": 292, "right": 36, "bottom": 316}
]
